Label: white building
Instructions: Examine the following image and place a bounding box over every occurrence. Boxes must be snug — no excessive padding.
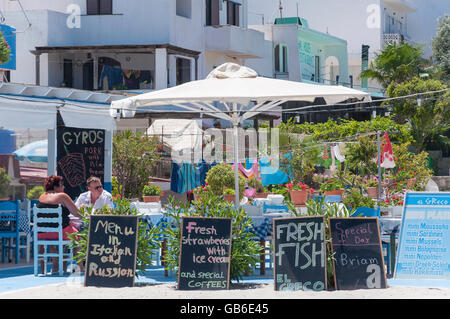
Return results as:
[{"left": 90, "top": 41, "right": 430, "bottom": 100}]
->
[
  {"left": 0, "top": 0, "right": 265, "bottom": 90},
  {"left": 248, "top": 0, "right": 449, "bottom": 94}
]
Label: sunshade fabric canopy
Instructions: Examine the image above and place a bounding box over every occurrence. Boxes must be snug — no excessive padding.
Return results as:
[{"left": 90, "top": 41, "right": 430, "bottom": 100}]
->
[
  {"left": 110, "top": 63, "right": 371, "bottom": 121},
  {"left": 13, "top": 139, "right": 48, "bottom": 163},
  {"left": 110, "top": 63, "right": 371, "bottom": 207}
]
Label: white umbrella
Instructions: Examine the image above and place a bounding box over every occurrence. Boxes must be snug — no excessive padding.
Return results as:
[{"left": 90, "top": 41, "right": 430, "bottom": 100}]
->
[{"left": 110, "top": 63, "right": 371, "bottom": 207}]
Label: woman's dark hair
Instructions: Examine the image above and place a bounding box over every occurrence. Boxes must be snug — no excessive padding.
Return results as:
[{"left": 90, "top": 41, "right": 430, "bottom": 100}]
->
[{"left": 44, "top": 175, "right": 63, "bottom": 191}]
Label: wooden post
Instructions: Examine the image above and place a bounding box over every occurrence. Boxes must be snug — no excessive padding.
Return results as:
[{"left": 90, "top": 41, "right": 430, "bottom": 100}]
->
[
  {"left": 162, "top": 239, "right": 168, "bottom": 276},
  {"left": 259, "top": 239, "right": 266, "bottom": 275}
]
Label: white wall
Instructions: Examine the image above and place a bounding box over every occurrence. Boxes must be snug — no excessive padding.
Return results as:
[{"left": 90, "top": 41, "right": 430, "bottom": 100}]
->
[
  {"left": 248, "top": 0, "right": 381, "bottom": 61},
  {"left": 404, "top": 0, "right": 450, "bottom": 57}
]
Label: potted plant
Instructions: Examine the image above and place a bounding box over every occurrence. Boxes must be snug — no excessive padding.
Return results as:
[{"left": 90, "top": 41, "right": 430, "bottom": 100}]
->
[
  {"left": 248, "top": 177, "right": 268, "bottom": 198},
  {"left": 193, "top": 184, "right": 209, "bottom": 202},
  {"left": 142, "top": 183, "right": 163, "bottom": 203},
  {"left": 0, "top": 167, "right": 11, "bottom": 201},
  {"left": 320, "top": 178, "right": 344, "bottom": 196},
  {"left": 285, "top": 182, "right": 310, "bottom": 205},
  {"left": 364, "top": 178, "right": 379, "bottom": 198},
  {"left": 27, "top": 186, "right": 45, "bottom": 200},
  {"left": 223, "top": 187, "right": 236, "bottom": 204}
]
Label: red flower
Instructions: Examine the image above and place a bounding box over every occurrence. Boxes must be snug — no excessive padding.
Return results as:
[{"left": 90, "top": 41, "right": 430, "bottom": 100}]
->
[
  {"left": 309, "top": 188, "right": 314, "bottom": 194},
  {"left": 301, "top": 184, "right": 307, "bottom": 190},
  {"left": 399, "top": 201, "right": 404, "bottom": 205}
]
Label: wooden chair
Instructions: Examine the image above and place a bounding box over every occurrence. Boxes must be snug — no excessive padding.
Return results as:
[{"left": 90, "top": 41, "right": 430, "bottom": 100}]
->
[{"left": 33, "top": 204, "right": 73, "bottom": 276}]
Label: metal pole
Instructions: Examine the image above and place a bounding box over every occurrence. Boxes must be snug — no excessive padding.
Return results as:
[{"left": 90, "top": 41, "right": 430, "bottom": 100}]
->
[
  {"left": 232, "top": 106, "right": 240, "bottom": 209},
  {"left": 377, "top": 131, "right": 382, "bottom": 202}
]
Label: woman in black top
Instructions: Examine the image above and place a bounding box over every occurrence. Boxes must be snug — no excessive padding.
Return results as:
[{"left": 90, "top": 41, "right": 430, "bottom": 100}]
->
[{"left": 37, "top": 175, "right": 82, "bottom": 274}]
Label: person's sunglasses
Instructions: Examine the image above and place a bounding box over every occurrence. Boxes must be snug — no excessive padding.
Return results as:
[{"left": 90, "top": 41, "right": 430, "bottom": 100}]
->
[{"left": 93, "top": 185, "right": 103, "bottom": 190}]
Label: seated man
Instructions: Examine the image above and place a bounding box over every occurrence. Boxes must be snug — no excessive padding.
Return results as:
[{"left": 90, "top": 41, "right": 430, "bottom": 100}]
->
[{"left": 75, "top": 176, "right": 114, "bottom": 211}]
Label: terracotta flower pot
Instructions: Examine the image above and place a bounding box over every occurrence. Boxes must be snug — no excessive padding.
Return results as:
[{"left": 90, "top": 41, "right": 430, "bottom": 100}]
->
[
  {"left": 224, "top": 194, "right": 235, "bottom": 203},
  {"left": 289, "top": 189, "right": 308, "bottom": 205},
  {"left": 255, "top": 192, "right": 270, "bottom": 199},
  {"left": 366, "top": 187, "right": 379, "bottom": 198},
  {"left": 143, "top": 195, "right": 160, "bottom": 203},
  {"left": 324, "top": 189, "right": 344, "bottom": 197}
]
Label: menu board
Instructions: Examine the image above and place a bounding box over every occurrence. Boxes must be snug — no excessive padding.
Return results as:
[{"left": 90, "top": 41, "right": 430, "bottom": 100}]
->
[
  {"left": 57, "top": 125, "right": 105, "bottom": 200},
  {"left": 85, "top": 215, "right": 138, "bottom": 288},
  {"left": 394, "top": 192, "right": 450, "bottom": 280},
  {"left": 329, "top": 217, "right": 387, "bottom": 290},
  {"left": 273, "top": 216, "right": 327, "bottom": 291},
  {"left": 178, "top": 217, "right": 232, "bottom": 290}
]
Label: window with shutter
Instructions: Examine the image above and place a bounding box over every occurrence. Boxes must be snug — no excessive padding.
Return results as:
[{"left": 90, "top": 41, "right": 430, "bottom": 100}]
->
[{"left": 86, "top": 0, "right": 112, "bottom": 15}]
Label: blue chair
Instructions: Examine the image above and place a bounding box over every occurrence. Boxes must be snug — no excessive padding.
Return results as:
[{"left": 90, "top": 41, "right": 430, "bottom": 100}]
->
[
  {"left": 350, "top": 206, "right": 380, "bottom": 217},
  {"left": 324, "top": 195, "right": 342, "bottom": 203},
  {"left": 0, "top": 200, "right": 20, "bottom": 264},
  {"left": 33, "top": 204, "right": 73, "bottom": 276},
  {"left": 350, "top": 206, "right": 391, "bottom": 275}
]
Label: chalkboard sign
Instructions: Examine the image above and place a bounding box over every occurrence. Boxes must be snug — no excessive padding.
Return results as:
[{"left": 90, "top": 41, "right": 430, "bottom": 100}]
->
[
  {"left": 394, "top": 192, "right": 450, "bottom": 280},
  {"left": 85, "top": 215, "right": 138, "bottom": 288},
  {"left": 329, "top": 217, "right": 387, "bottom": 290},
  {"left": 273, "top": 216, "right": 327, "bottom": 291},
  {"left": 57, "top": 125, "right": 105, "bottom": 200},
  {"left": 178, "top": 217, "right": 232, "bottom": 290}
]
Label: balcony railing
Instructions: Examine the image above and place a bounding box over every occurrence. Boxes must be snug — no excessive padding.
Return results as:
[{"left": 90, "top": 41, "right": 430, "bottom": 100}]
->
[{"left": 382, "top": 33, "right": 414, "bottom": 48}]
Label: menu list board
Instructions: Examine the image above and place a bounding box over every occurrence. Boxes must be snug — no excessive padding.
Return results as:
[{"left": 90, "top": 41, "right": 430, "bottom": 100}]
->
[
  {"left": 394, "top": 192, "right": 450, "bottom": 280},
  {"left": 85, "top": 215, "right": 138, "bottom": 288},
  {"left": 57, "top": 125, "right": 105, "bottom": 200},
  {"left": 273, "top": 216, "right": 327, "bottom": 291},
  {"left": 178, "top": 217, "right": 232, "bottom": 290},
  {"left": 329, "top": 217, "right": 387, "bottom": 290}
]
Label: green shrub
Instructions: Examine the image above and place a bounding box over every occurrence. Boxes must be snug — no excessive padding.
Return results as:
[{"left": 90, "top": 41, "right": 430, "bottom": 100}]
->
[
  {"left": 27, "top": 186, "right": 44, "bottom": 200},
  {"left": 112, "top": 130, "right": 160, "bottom": 199},
  {"left": 0, "top": 167, "right": 10, "bottom": 198},
  {"left": 142, "top": 184, "right": 163, "bottom": 196},
  {"left": 162, "top": 195, "right": 261, "bottom": 283},
  {"left": 205, "top": 164, "right": 246, "bottom": 200},
  {"left": 67, "top": 196, "right": 162, "bottom": 277},
  {"left": 342, "top": 188, "right": 376, "bottom": 210}
]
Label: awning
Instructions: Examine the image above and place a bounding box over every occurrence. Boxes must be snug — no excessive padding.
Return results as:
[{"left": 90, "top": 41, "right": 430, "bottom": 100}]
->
[{"left": 0, "top": 83, "right": 125, "bottom": 130}]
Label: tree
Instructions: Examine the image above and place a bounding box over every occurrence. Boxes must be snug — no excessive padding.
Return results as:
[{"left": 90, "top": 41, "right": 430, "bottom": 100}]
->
[
  {"left": 385, "top": 77, "right": 450, "bottom": 152},
  {"left": 360, "top": 42, "right": 426, "bottom": 89},
  {"left": 112, "top": 130, "right": 160, "bottom": 199},
  {"left": 0, "top": 31, "right": 10, "bottom": 64},
  {"left": 431, "top": 15, "right": 450, "bottom": 80}
]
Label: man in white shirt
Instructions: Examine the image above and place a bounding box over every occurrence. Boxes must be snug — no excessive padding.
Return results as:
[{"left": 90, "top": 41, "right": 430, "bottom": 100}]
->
[{"left": 75, "top": 176, "right": 114, "bottom": 211}]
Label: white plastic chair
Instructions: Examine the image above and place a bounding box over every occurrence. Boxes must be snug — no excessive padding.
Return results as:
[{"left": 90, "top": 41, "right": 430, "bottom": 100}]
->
[
  {"left": 18, "top": 199, "right": 32, "bottom": 263},
  {"left": 33, "top": 204, "right": 73, "bottom": 276}
]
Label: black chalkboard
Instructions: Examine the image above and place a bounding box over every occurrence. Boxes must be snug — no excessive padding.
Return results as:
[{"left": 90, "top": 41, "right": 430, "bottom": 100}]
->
[
  {"left": 178, "top": 217, "right": 232, "bottom": 290},
  {"left": 56, "top": 125, "right": 105, "bottom": 200},
  {"left": 328, "top": 217, "right": 387, "bottom": 290},
  {"left": 85, "top": 215, "right": 138, "bottom": 288},
  {"left": 273, "top": 216, "right": 327, "bottom": 291}
]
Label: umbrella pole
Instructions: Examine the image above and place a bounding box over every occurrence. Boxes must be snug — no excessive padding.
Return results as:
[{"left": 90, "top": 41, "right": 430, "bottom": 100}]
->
[{"left": 233, "top": 121, "right": 240, "bottom": 210}]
